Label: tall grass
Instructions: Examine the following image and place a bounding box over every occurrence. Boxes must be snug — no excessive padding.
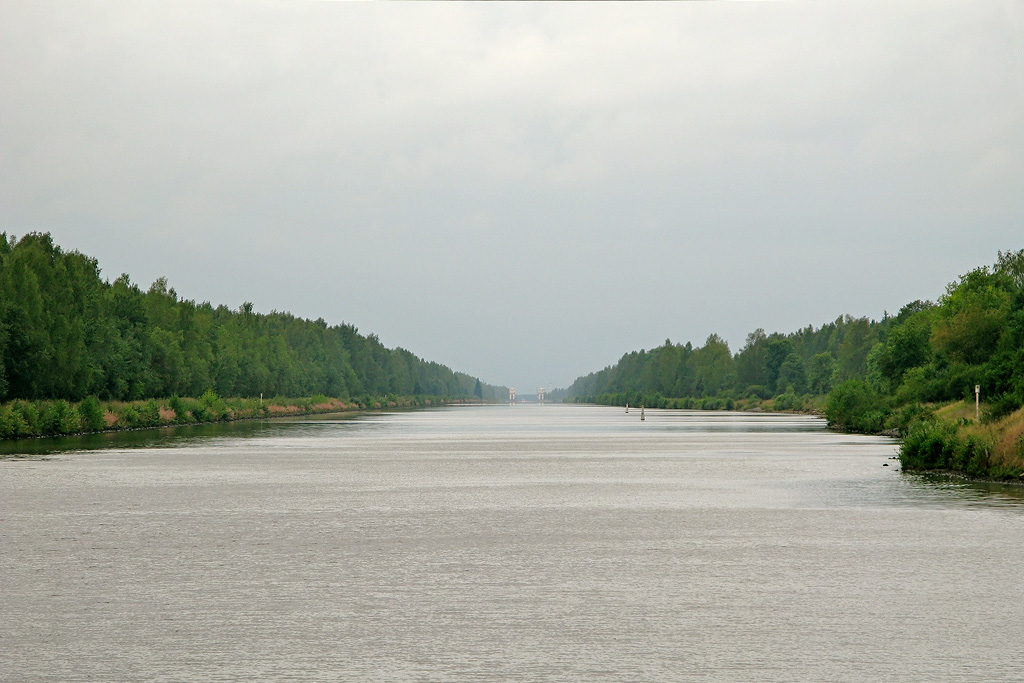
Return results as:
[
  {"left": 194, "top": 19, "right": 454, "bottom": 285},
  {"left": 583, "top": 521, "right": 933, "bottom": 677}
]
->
[{"left": 900, "top": 405, "right": 1024, "bottom": 480}]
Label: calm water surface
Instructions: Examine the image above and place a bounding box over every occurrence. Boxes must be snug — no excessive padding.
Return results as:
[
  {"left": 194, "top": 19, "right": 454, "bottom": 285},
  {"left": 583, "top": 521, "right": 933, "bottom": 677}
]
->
[{"left": 2, "top": 405, "right": 1023, "bottom": 682}]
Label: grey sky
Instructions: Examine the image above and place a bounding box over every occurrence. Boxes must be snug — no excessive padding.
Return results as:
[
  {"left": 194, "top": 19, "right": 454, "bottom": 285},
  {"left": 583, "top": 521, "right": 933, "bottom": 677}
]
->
[{"left": 2, "top": 1, "right": 1022, "bottom": 392}]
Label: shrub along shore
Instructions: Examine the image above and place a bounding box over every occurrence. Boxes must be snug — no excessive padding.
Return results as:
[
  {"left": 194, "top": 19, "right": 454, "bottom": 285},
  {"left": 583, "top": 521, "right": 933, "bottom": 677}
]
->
[
  {"left": 581, "top": 393, "right": 1024, "bottom": 482},
  {"left": 897, "top": 401, "right": 1024, "bottom": 481},
  {"left": 0, "top": 391, "right": 485, "bottom": 442},
  {"left": 566, "top": 249, "right": 1024, "bottom": 483}
]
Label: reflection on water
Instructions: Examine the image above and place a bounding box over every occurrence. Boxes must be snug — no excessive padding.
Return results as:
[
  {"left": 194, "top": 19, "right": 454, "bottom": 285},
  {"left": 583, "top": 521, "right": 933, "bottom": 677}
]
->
[
  {"left": 2, "top": 404, "right": 1023, "bottom": 682},
  {"left": 909, "top": 472, "right": 1024, "bottom": 507},
  {"left": 0, "top": 411, "right": 364, "bottom": 458}
]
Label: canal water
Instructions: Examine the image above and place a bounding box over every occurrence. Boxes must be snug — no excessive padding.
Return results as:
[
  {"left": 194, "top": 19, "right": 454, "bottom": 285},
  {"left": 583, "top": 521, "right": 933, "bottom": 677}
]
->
[{"left": 2, "top": 405, "right": 1022, "bottom": 682}]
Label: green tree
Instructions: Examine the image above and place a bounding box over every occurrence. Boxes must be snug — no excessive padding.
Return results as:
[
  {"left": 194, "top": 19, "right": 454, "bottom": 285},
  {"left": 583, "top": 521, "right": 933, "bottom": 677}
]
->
[
  {"left": 735, "top": 328, "right": 768, "bottom": 390},
  {"left": 875, "top": 305, "right": 935, "bottom": 386},
  {"left": 836, "top": 316, "right": 876, "bottom": 381},
  {"left": 777, "top": 353, "right": 807, "bottom": 395},
  {"left": 806, "top": 352, "right": 835, "bottom": 395},
  {"left": 764, "top": 337, "right": 795, "bottom": 394},
  {"left": 692, "top": 334, "right": 734, "bottom": 397},
  {"left": 931, "top": 267, "right": 1012, "bottom": 366}
]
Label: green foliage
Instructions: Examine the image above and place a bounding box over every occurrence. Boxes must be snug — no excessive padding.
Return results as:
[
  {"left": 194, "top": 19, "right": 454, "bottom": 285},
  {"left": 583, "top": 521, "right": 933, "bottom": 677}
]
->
[
  {"left": 566, "top": 308, "right": 889, "bottom": 413},
  {"left": 119, "top": 404, "right": 141, "bottom": 428},
  {"left": 891, "top": 402, "right": 930, "bottom": 436},
  {"left": 777, "top": 353, "right": 807, "bottom": 395},
  {"left": 566, "top": 248, "right": 1024, "bottom": 457},
  {"left": 692, "top": 334, "right": 734, "bottom": 397},
  {"left": 746, "top": 385, "right": 773, "bottom": 400},
  {"left": 932, "top": 267, "right": 1013, "bottom": 366},
  {"left": 772, "top": 390, "right": 804, "bottom": 412},
  {"left": 200, "top": 389, "right": 229, "bottom": 421},
  {"left": 77, "top": 396, "right": 107, "bottom": 432},
  {"left": 0, "top": 402, "right": 32, "bottom": 438},
  {"left": 12, "top": 400, "right": 39, "bottom": 435},
  {"left": 874, "top": 305, "right": 934, "bottom": 386},
  {"left": 982, "top": 391, "right": 1023, "bottom": 423},
  {"left": 806, "top": 352, "right": 835, "bottom": 395},
  {"left": 139, "top": 399, "right": 161, "bottom": 427},
  {"left": 168, "top": 395, "right": 189, "bottom": 423},
  {"left": 40, "top": 400, "right": 82, "bottom": 435},
  {"left": 824, "top": 380, "right": 890, "bottom": 433},
  {"left": 0, "top": 232, "right": 491, "bottom": 423},
  {"left": 835, "top": 317, "right": 876, "bottom": 382},
  {"left": 900, "top": 420, "right": 994, "bottom": 477},
  {"left": 764, "top": 337, "right": 795, "bottom": 394}
]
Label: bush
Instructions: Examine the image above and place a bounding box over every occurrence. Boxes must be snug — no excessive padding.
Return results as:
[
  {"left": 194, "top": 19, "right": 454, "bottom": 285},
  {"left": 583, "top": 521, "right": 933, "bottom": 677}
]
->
[
  {"left": 892, "top": 402, "right": 930, "bottom": 436},
  {"left": 895, "top": 366, "right": 936, "bottom": 404},
  {"left": 10, "top": 401, "right": 40, "bottom": 436},
  {"left": 983, "top": 391, "right": 1023, "bottom": 423},
  {"left": 190, "top": 403, "right": 212, "bottom": 423},
  {"left": 119, "top": 405, "right": 141, "bottom": 428},
  {"left": 773, "top": 391, "right": 803, "bottom": 411},
  {"left": 825, "top": 379, "right": 890, "bottom": 433},
  {"left": 37, "top": 400, "right": 81, "bottom": 436},
  {"left": 900, "top": 419, "right": 993, "bottom": 476},
  {"left": 168, "top": 395, "right": 189, "bottom": 423},
  {"left": 139, "top": 399, "right": 162, "bottom": 427},
  {"left": 746, "top": 385, "right": 773, "bottom": 400},
  {"left": 78, "top": 396, "right": 106, "bottom": 432},
  {"left": 0, "top": 404, "right": 31, "bottom": 439},
  {"left": 200, "top": 389, "right": 229, "bottom": 421}
]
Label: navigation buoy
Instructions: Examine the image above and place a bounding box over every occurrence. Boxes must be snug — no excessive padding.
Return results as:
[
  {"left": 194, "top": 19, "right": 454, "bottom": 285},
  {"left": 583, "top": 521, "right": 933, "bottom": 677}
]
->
[{"left": 640, "top": 406, "right": 645, "bottom": 422}]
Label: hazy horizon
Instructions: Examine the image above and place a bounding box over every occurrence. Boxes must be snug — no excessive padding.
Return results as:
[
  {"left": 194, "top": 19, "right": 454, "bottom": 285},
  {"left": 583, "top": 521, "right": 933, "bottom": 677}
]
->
[{"left": 3, "top": 1, "right": 1022, "bottom": 391}]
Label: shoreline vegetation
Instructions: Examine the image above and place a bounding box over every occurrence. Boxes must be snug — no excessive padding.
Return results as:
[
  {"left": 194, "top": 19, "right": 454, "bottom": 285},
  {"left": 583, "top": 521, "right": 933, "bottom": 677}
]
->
[
  {"left": 0, "top": 391, "right": 493, "bottom": 443},
  {"left": 3, "top": 232, "right": 1022, "bottom": 481},
  {"left": 571, "top": 395, "right": 1024, "bottom": 483},
  {"left": 0, "top": 231, "right": 504, "bottom": 446},
  {"left": 565, "top": 249, "right": 1024, "bottom": 482}
]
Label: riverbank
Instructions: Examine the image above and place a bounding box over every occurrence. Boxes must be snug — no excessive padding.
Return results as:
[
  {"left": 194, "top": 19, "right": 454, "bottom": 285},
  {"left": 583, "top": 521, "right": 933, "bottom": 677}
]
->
[
  {"left": 567, "top": 392, "right": 828, "bottom": 414},
  {"left": 899, "top": 401, "right": 1024, "bottom": 481},
  {"left": 0, "top": 392, "right": 487, "bottom": 442}
]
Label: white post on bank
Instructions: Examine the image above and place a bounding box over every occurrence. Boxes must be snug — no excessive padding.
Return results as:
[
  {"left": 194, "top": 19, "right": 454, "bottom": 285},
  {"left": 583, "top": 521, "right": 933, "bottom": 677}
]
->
[{"left": 975, "top": 385, "right": 980, "bottom": 421}]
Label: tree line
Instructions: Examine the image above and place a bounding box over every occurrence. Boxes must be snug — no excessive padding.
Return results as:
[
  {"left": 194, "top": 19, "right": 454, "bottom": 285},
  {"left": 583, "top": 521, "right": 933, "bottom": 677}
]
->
[
  {"left": 567, "top": 249, "right": 1024, "bottom": 437},
  {"left": 0, "top": 232, "right": 501, "bottom": 406},
  {"left": 566, "top": 315, "right": 883, "bottom": 412}
]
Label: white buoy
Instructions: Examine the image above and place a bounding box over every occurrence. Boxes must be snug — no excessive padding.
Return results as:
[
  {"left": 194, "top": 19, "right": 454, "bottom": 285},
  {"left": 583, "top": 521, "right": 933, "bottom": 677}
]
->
[
  {"left": 625, "top": 403, "right": 629, "bottom": 413},
  {"left": 640, "top": 406, "right": 645, "bottom": 421}
]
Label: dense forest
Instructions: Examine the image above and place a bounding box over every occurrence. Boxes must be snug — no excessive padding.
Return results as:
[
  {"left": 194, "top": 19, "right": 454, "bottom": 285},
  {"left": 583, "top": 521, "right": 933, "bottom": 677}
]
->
[
  {"left": 0, "top": 232, "right": 501, "bottom": 408},
  {"left": 567, "top": 250, "right": 1024, "bottom": 478},
  {"left": 567, "top": 317, "right": 878, "bottom": 412}
]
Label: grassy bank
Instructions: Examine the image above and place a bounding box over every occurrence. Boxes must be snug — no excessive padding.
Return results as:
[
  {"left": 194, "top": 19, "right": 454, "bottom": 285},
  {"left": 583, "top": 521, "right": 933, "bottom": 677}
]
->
[
  {"left": 0, "top": 392, "right": 482, "bottom": 441},
  {"left": 900, "top": 401, "right": 1024, "bottom": 480}
]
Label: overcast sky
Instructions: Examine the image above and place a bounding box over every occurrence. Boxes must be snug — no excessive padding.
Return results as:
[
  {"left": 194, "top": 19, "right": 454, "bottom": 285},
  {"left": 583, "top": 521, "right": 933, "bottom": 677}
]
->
[{"left": 2, "top": 1, "right": 1022, "bottom": 392}]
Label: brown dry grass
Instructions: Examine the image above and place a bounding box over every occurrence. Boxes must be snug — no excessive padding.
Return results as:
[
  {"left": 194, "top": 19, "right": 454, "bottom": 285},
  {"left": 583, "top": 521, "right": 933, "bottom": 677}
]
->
[
  {"left": 952, "top": 404, "right": 1024, "bottom": 471},
  {"left": 267, "top": 404, "right": 301, "bottom": 414},
  {"left": 989, "top": 406, "right": 1024, "bottom": 469}
]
